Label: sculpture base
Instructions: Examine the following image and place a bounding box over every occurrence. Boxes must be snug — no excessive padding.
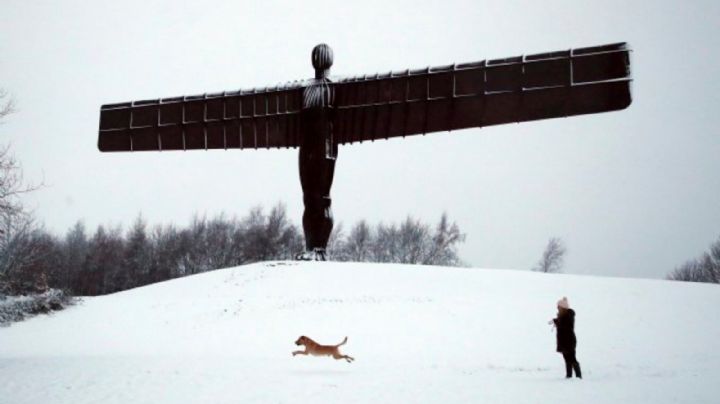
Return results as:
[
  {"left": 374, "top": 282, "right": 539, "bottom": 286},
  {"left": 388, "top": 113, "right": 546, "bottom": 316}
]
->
[{"left": 295, "top": 249, "right": 328, "bottom": 261}]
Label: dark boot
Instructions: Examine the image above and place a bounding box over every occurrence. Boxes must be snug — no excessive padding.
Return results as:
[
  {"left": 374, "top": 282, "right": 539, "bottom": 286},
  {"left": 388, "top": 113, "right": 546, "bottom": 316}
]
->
[{"left": 573, "top": 362, "right": 582, "bottom": 379}]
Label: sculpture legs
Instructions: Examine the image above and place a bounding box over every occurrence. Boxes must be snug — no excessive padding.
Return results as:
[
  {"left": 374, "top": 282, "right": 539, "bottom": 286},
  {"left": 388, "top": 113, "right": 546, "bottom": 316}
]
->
[
  {"left": 298, "top": 145, "right": 336, "bottom": 260},
  {"left": 302, "top": 194, "right": 333, "bottom": 260}
]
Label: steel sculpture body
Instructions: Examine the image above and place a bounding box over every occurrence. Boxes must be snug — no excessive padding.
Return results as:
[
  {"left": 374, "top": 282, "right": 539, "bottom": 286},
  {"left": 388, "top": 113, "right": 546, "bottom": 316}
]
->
[{"left": 98, "top": 43, "right": 632, "bottom": 260}]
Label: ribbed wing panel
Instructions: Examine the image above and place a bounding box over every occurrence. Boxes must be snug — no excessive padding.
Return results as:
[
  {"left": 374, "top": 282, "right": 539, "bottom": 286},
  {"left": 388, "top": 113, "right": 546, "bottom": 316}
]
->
[
  {"left": 333, "top": 43, "right": 632, "bottom": 144},
  {"left": 98, "top": 85, "right": 305, "bottom": 152}
]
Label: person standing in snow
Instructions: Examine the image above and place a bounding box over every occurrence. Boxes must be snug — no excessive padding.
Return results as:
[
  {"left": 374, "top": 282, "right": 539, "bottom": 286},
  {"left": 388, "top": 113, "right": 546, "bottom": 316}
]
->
[{"left": 551, "top": 296, "right": 582, "bottom": 379}]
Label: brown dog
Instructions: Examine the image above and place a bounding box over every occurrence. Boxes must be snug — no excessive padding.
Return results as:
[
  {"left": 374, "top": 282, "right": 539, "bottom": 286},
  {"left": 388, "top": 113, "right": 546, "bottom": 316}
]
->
[{"left": 292, "top": 336, "right": 355, "bottom": 363}]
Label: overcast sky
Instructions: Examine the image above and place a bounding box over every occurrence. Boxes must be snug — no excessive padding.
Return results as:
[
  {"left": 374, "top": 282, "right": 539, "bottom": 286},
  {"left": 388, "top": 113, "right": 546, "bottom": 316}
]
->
[{"left": 1, "top": 0, "right": 718, "bottom": 279}]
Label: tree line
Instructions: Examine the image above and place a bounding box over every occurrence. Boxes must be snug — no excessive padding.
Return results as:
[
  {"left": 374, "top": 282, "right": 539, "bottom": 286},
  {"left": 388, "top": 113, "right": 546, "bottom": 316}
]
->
[
  {"left": 666, "top": 236, "right": 720, "bottom": 284},
  {"left": 1, "top": 203, "right": 466, "bottom": 296}
]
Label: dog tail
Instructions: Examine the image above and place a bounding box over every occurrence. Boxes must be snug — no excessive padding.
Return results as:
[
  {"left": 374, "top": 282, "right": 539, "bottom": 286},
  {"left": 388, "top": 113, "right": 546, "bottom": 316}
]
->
[{"left": 336, "top": 336, "right": 348, "bottom": 347}]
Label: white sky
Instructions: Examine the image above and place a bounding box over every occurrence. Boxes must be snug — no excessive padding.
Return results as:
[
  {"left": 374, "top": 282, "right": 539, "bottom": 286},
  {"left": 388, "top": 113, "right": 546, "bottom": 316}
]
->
[{"left": 1, "top": 0, "right": 718, "bottom": 279}]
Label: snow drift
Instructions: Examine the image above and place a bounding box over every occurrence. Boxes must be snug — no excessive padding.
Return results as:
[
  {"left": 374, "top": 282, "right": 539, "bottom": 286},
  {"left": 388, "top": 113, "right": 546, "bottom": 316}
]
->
[{"left": 1, "top": 261, "right": 718, "bottom": 404}]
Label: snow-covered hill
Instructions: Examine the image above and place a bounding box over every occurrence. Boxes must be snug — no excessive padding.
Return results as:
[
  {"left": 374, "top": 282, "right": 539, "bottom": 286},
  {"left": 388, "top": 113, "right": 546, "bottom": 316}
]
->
[{"left": 1, "top": 262, "right": 719, "bottom": 404}]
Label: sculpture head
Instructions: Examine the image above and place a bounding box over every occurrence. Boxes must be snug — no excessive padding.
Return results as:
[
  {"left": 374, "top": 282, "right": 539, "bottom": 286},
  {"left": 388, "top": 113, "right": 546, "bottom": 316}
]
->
[{"left": 311, "top": 43, "right": 333, "bottom": 79}]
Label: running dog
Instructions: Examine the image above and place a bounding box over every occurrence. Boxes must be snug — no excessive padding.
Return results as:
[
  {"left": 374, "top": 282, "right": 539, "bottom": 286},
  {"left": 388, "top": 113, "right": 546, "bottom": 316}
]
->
[{"left": 292, "top": 336, "right": 355, "bottom": 363}]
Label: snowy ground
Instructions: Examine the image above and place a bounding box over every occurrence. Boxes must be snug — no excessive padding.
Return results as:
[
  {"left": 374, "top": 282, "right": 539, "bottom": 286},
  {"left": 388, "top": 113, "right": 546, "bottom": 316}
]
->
[{"left": 1, "top": 262, "right": 719, "bottom": 404}]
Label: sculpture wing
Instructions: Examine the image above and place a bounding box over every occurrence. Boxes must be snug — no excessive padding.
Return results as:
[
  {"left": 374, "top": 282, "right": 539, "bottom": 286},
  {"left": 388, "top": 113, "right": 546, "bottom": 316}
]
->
[
  {"left": 98, "top": 83, "right": 305, "bottom": 152},
  {"left": 332, "top": 43, "right": 632, "bottom": 145}
]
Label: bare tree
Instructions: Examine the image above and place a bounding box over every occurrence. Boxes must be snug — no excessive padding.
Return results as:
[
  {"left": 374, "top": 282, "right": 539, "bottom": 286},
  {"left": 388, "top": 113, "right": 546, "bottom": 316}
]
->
[
  {"left": 338, "top": 220, "right": 372, "bottom": 262},
  {"left": 331, "top": 214, "right": 465, "bottom": 266},
  {"left": 533, "top": 237, "right": 566, "bottom": 273},
  {"left": 84, "top": 224, "right": 125, "bottom": 295},
  {"left": 0, "top": 89, "right": 46, "bottom": 294},
  {"left": 667, "top": 236, "right": 720, "bottom": 284},
  {"left": 0, "top": 89, "right": 15, "bottom": 121},
  {"left": 372, "top": 222, "right": 400, "bottom": 263},
  {"left": 0, "top": 213, "right": 45, "bottom": 293},
  {"left": 124, "top": 215, "right": 151, "bottom": 289},
  {"left": 240, "top": 203, "right": 302, "bottom": 262},
  {"left": 1, "top": 92, "right": 39, "bottom": 219},
  {"left": 61, "top": 221, "right": 89, "bottom": 291},
  {"left": 396, "top": 217, "right": 429, "bottom": 264},
  {"left": 423, "top": 213, "right": 466, "bottom": 266},
  {"left": 148, "top": 223, "right": 182, "bottom": 281},
  {"left": 667, "top": 259, "right": 704, "bottom": 283}
]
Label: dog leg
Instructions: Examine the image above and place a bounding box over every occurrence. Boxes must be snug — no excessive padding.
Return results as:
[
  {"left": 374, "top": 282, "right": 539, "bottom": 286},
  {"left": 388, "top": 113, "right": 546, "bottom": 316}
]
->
[
  {"left": 333, "top": 353, "right": 354, "bottom": 363},
  {"left": 293, "top": 350, "right": 308, "bottom": 357}
]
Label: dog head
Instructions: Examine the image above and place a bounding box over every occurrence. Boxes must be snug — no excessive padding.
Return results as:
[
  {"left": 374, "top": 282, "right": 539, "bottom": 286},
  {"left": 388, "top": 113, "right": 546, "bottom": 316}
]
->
[{"left": 295, "top": 336, "right": 307, "bottom": 346}]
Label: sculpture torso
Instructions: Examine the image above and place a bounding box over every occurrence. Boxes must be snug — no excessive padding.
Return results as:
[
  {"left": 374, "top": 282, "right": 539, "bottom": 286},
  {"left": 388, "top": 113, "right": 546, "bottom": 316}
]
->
[{"left": 301, "top": 78, "right": 336, "bottom": 158}]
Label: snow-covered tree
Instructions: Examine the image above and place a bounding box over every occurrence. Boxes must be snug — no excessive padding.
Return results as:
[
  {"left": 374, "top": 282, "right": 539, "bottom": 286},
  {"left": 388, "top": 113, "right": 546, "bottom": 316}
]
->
[
  {"left": 124, "top": 215, "right": 151, "bottom": 289},
  {"left": 83, "top": 225, "right": 124, "bottom": 295},
  {"left": 61, "top": 221, "right": 89, "bottom": 291},
  {"left": 0, "top": 89, "right": 45, "bottom": 295}
]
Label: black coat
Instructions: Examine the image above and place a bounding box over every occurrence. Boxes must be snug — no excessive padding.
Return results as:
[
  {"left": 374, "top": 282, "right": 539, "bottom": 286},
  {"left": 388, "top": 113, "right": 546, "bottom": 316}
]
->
[{"left": 553, "top": 309, "right": 577, "bottom": 353}]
